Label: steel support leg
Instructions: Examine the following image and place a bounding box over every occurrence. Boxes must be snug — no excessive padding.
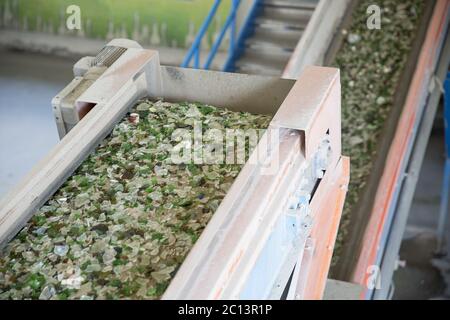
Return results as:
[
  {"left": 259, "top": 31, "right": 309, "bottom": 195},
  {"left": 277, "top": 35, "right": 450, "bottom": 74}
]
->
[{"left": 436, "top": 71, "right": 450, "bottom": 255}]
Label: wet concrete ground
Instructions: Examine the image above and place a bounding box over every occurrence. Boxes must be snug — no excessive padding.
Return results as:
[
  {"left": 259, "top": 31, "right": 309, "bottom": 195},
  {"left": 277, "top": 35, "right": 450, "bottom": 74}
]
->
[{"left": 0, "top": 48, "right": 73, "bottom": 197}]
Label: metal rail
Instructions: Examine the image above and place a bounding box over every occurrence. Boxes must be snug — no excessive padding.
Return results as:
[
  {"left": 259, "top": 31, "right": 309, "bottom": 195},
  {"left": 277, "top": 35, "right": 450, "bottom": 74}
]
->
[
  {"left": 436, "top": 71, "right": 450, "bottom": 255},
  {"left": 372, "top": 33, "right": 450, "bottom": 300},
  {"left": 223, "top": 0, "right": 262, "bottom": 72},
  {"left": 181, "top": 0, "right": 241, "bottom": 69}
]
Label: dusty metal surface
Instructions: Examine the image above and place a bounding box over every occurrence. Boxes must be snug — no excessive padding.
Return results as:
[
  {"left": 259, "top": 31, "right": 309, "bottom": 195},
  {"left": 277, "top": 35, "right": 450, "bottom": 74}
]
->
[{"left": 158, "top": 66, "right": 294, "bottom": 115}]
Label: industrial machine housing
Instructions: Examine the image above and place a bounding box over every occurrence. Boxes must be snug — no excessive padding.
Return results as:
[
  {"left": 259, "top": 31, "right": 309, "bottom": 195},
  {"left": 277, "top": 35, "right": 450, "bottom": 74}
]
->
[
  {"left": 0, "top": 39, "right": 349, "bottom": 299},
  {"left": 0, "top": 0, "right": 449, "bottom": 300}
]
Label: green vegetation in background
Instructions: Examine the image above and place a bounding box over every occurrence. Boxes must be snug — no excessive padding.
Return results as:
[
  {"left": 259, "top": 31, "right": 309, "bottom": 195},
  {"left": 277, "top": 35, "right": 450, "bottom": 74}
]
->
[{"left": 0, "top": 0, "right": 231, "bottom": 48}]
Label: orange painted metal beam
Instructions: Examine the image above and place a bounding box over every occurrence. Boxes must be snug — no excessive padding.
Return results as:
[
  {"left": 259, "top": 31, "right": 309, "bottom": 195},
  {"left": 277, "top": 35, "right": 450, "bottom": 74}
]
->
[
  {"left": 351, "top": 0, "right": 450, "bottom": 295},
  {"left": 298, "top": 156, "right": 350, "bottom": 299}
]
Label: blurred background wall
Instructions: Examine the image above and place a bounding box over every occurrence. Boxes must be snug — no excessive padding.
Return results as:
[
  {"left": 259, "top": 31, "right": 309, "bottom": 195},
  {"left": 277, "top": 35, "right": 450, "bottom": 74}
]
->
[{"left": 0, "top": 0, "right": 231, "bottom": 50}]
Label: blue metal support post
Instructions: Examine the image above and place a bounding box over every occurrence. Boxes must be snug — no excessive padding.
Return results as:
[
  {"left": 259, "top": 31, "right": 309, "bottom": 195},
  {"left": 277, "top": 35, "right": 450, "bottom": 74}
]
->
[{"left": 181, "top": 0, "right": 241, "bottom": 70}]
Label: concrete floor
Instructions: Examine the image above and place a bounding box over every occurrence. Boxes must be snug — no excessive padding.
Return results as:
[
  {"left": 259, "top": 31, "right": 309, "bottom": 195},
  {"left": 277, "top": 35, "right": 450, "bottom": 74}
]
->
[
  {"left": 0, "top": 48, "right": 73, "bottom": 197},
  {"left": 393, "top": 126, "right": 450, "bottom": 299}
]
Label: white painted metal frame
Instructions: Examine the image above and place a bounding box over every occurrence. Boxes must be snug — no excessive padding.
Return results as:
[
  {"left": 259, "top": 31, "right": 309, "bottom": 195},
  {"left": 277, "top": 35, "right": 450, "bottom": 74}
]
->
[
  {"left": 0, "top": 43, "right": 347, "bottom": 299},
  {"left": 164, "top": 67, "right": 346, "bottom": 299},
  {"left": 0, "top": 47, "right": 162, "bottom": 246}
]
